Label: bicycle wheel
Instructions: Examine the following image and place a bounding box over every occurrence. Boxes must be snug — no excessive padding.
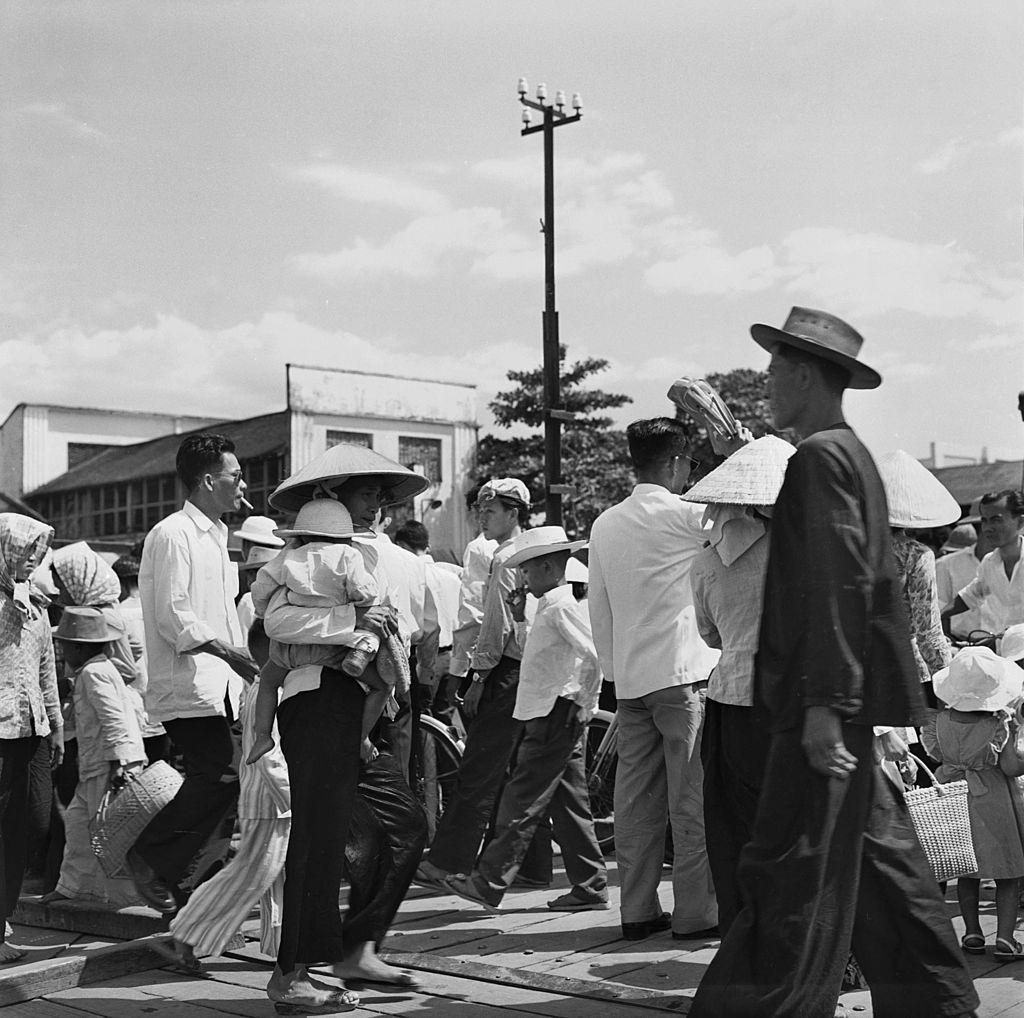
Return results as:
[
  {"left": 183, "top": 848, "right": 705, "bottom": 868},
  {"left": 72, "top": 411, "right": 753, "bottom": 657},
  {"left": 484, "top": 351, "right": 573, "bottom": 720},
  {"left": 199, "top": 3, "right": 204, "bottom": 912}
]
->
[
  {"left": 585, "top": 710, "right": 617, "bottom": 856},
  {"left": 416, "top": 715, "right": 464, "bottom": 844}
]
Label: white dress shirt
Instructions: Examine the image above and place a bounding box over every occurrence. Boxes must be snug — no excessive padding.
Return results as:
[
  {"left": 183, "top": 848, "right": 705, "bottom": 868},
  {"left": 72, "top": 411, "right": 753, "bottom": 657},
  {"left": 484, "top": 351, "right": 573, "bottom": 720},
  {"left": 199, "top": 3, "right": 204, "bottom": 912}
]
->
[
  {"left": 691, "top": 535, "right": 769, "bottom": 707},
  {"left": 588, "top": 484, "right": 720, "bottom": 700},
  {"left": 935, "top": 546, "right": 991, "bottom": 639},
  {"left": 514, "top": 585, "right": 601, "bottom": 722},
  {"left": 959, "top": 537, "right": 1024, "bottom": 634},
  {"left": 139, "top": 500, "right": 245, "bottom": 723},
  {"left": 450, "top": 533, "right": 498, "bottom": 677}
]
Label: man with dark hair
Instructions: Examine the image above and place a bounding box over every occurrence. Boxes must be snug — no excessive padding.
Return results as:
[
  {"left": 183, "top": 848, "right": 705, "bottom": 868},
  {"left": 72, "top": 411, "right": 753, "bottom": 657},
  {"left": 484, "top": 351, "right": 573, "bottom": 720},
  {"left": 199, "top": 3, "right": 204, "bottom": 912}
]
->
[
  {"left": 128, "top": 434, "right": 258, "bottom": 912},
  {"left": 691, "top": 308, "right": 977, "bottom": 1018},
  {"left": 589, "top": 418, "right": 720, "bottom": 940},
  {"left": 943, "top": 489, "right": 1024, "bottom": 636}
]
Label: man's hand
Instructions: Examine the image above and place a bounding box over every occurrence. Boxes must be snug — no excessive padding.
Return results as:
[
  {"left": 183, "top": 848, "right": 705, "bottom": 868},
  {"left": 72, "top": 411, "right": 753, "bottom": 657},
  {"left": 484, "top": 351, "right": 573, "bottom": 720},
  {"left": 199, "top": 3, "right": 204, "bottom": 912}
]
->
[
  {"left": 462, "top": 678, "right": 486, "bottom": 719},
  {"left": 220, "top": 643, "right": 258, "bottom": 682},
  {"left": 575, "top": 705, "right": 594, "bottom": 725},
  {"left": 356, "top": 604, "right": 398, "bottom": 638},
  {"left": 108, "top": 760, "right": 144, "bottom": 790},
  {"left": 709, "top": 423, "right": 754, "bottom": 459},
  {"left": 505, "top": 586, "right": 528, "bottom": 623},
  {"left": 801, "top": 706, "right": 858, "bottom": 779},
  {"left": 48, "top": 729, "right": 64, "bottom": 770}
]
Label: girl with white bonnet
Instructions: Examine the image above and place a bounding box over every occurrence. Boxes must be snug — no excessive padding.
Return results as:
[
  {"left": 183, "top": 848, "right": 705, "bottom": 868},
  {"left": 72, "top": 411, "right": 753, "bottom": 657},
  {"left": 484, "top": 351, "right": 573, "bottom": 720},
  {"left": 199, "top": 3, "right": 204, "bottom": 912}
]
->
[
  {"left": 683, "top": 433, "right": 796, "bottom": 936},
  {"left": 922, "top": 646, "right": 1024, "bottom": 961}
]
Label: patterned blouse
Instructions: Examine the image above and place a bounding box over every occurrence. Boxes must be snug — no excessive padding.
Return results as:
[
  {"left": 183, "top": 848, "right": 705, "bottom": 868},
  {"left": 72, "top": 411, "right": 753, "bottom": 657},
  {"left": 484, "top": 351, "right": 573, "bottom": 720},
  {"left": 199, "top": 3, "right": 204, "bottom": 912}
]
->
[{"left": 891, "top": 530, "right": 953, "bottom": 684}]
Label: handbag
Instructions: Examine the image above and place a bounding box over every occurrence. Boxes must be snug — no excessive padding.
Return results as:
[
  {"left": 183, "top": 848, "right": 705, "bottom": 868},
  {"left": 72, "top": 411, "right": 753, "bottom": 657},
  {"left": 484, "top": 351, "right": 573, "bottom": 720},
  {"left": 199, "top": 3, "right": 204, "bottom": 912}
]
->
[
  {"left": 902, "top": 758, "right": 978, "bottom": 883},
  {"left": 89, "top": 760, "right": 183, "bottom": 878}
]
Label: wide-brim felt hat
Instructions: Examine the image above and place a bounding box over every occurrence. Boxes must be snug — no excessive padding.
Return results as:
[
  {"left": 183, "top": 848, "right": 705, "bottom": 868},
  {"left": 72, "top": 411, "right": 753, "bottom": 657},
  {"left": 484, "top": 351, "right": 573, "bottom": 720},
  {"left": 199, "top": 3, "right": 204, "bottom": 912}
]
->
[
  {"left": 682, "top": 435, "right": 797, "bottom": 507},
  {"left": 933, "top": 646, "right": 1024, "bottom": 713},
  {"left": 750, "top": 306, "right": 882, "bottom": 390},
  {"left": 54, "top": 605, "right": 126, "bottom": 643},
  {"left": 878, "top": 450, "right": 961, "bottom": 529},
  {"left": 505, "top": 526, "right": 586, "bottom": 568},
  {"left": 269, "top": 444, "right": 430, "bottom": 512},
  {"left": 941, "top": 523, "right": 978, "bottom": 554}
]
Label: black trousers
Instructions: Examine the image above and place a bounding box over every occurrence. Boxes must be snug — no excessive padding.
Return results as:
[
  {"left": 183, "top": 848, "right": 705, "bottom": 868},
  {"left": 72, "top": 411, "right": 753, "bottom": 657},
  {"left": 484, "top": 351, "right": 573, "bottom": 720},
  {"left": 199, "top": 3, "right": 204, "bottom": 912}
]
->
[
  {"left": 25, "top": 738, "right": 53, "bottom": 875},
  {"left": 277, "top": 672, "right": 364, "bottom": 973},
  {"left": 134, "top": 712, "right": 240, "bottom": 889},
  {"left": 700, "top": 698, "right": 772, "bottom": 936},
  {"left": 343, "top": 750, "right": 428, "bottom": 951},
  {"left": 476, "top": 698, "right": 606, "bottom": 904},
  {"left": 690, "top": 724, "right": 979, "bottom": 1018},
  {"left": 0, "top": 736, "right": 41, "bottom": 924}
]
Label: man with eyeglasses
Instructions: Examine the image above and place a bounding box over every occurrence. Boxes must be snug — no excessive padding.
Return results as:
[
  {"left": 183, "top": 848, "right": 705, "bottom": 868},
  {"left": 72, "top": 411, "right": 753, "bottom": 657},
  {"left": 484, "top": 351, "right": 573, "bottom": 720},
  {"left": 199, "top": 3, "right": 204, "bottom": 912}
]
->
[
  {"left": 588, "top": 418, "right": 720, "bottom": 941},
  {"left": 129, "top": 434, "right": 258, "bottom": 913}
]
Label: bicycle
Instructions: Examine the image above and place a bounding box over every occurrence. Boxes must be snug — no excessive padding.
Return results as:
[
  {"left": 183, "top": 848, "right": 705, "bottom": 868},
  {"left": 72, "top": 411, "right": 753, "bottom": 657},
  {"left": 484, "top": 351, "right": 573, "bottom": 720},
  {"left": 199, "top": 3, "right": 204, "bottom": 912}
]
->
[
  {"left": 585, "top": 708, "right": 617, "bottom": 854},
  {"left": 414, "top": 711, "right": 464, "bottom": 844}
]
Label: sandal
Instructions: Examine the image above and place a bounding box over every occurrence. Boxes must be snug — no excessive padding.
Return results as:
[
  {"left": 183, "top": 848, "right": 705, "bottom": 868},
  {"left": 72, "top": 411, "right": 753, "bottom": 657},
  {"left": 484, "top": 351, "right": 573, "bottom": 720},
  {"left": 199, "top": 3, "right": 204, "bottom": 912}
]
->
[
  {"left": 270, "top": 988, "right": 359, "bottom": 1015},
  {"left": 960, "top": 933, "right": 986, "bottom": 955},
  {"left": 993, "top": 937, "right": 1024, "bottom": 962}
]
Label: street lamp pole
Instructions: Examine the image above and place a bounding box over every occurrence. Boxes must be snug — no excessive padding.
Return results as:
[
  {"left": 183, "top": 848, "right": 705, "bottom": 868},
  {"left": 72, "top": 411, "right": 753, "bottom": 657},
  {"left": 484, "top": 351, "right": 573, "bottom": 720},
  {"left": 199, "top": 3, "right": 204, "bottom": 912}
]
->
[{"left": 518, "top": 79, "right": 582, "bottom": 526}]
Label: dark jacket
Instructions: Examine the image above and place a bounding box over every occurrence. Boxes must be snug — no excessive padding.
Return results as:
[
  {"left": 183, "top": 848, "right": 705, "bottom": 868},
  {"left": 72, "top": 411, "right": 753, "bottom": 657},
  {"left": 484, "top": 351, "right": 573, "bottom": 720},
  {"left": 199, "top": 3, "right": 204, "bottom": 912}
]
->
[{"left": 755, "top": 424, "right": 926, "bottom": 732}]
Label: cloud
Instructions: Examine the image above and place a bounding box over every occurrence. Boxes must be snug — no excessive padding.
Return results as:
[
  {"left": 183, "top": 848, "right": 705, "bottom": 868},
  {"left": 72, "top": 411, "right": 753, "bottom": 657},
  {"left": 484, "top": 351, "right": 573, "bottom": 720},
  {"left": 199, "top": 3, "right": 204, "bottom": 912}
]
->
[
  {"left": 17, "top": 102, "right": 108, "bottom": 143},
  {"left": 289, "top": 163, "right": 449, "bottom": 215},
  {"left": 915, "top": 124, "right": 1023, "bottom": 174},
  {"left": 780, "top": 228, "right": 1021, "bottom": 326},
  {"left": 645, "top": 217, "right": 782, "bottom": 295},
  {"left": 947, "top": 331, "right": 1021, "bottom": 353},
  {"left": 471, "top": 151, "right": 647, "bottom": 189}
]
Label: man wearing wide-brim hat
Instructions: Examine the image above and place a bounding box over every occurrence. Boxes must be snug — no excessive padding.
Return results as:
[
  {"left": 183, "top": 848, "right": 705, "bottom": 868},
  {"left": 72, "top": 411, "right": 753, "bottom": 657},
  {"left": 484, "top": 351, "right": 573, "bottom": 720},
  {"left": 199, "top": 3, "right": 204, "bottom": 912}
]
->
[{"left": 691, "top": 308, "right": 978, "bottom": 1018}]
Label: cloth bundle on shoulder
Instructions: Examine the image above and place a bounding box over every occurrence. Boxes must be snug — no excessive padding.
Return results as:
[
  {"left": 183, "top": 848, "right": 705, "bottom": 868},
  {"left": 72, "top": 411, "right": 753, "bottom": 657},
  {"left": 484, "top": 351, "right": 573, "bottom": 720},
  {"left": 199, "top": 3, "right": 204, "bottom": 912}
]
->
[
  {"left": 90, "top": 760, "right": 183, "bottom": 878},
  {"left": 903, "top": 759, "right": 977, "bottom": 883}
]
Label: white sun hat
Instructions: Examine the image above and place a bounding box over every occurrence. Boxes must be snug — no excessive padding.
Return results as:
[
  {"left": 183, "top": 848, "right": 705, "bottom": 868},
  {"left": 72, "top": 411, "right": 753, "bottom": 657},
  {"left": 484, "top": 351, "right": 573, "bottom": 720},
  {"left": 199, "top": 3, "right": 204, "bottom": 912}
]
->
[
  {"left": 235, "top": 515, "right": 285, "bottom": 548},
  {"left": 877, "top": 450, "right": 961, "bottom": 529},
  {"left": 238, "top": 545, "right": 281, "bottom": 572},
  {"left": 682, "top": 435, "right": 797, "bottom": 507},
  {"left": 999, "top": 624, "right": 1024, "bottom": 662},
  {"left": 565, "top": 556, "right": 589, "bottom": 584},
  {"left": 932, "top": 646, "right": 1024, "bottom": 713},
  {"left": 504, "top": 526, "right": 586, "bottom": 568},
  {"left": 275, "top": 499, "right": 369, "bottom": 540}
]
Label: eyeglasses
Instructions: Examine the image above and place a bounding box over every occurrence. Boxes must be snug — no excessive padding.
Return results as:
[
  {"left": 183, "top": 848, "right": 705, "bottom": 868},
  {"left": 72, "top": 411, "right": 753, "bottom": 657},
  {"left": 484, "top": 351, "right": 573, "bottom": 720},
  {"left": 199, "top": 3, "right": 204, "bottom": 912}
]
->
[
  {"left": 671, "top": 454, "right": 700, "bottom": 472},
  {"left": 211, "top": 470, "right": 244, "bottom": 484}
]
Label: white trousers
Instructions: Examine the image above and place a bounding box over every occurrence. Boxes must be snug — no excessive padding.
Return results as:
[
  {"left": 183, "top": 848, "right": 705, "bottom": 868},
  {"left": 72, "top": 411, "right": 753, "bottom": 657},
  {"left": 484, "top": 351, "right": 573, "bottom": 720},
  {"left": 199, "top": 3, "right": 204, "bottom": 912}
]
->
[{"left": 170, "top": 818, "right": 290, "bottom": 958}]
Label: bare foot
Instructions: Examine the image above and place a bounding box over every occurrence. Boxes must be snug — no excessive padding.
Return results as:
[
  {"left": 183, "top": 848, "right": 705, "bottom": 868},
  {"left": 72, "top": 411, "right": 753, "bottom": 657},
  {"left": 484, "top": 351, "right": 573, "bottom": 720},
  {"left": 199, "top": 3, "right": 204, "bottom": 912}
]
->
[
  {"left": 245, "top": 733, "right": 275, "bottom": 765},
  {"left": 40, "top": 890, "right": 73, "bottom": 905},
  {"left": 329, "top": 942, "right": 419, "bottom": 988},
  {"left": 0, "top": 943, "right": 25, "bottom": 964}
]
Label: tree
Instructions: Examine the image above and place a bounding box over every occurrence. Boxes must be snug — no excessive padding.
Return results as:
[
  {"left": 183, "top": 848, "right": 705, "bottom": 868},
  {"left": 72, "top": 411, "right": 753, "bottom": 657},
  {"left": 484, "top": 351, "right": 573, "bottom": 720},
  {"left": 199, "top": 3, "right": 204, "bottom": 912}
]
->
[
  {"left": 475, "top": 348, "right": 634, "bottom": 538},
  {"left": 671, "top": 367, "right": 788, "bottom": 479}
]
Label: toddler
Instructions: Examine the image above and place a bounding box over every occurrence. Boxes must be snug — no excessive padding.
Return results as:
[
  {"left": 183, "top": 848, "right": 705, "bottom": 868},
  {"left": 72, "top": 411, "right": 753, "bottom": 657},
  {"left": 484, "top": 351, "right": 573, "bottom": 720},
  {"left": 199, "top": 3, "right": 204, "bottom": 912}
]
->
[
  {"left": 923, "top": 646, "right": 1024, "bottom": 961},
  {"left": 45, "top": 607, "right": 145, "bottom": 907},
  {"left": 246, "top": 498, "right": 395, "bottom": 764}
]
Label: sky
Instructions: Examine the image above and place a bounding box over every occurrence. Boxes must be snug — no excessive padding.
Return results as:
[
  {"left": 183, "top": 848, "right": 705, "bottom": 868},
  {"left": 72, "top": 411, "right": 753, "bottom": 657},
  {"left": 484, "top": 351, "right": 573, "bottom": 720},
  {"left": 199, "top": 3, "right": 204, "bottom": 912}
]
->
[{"left": 1, "top": 0, "right": 1021, "bottom": 462}]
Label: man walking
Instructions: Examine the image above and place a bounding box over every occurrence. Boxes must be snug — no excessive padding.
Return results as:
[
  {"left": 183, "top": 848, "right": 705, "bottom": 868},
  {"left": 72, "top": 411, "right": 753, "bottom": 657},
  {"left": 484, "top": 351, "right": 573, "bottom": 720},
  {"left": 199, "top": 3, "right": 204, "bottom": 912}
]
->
[
  {"left": 129, "top": 434, "right": 257, "bottom": 912},
  {"left": 690, "top": 308, "right": 978, "bottom": 1018},
  {"left": 588, "top": 420, "right": 720, "bottom": 940}
]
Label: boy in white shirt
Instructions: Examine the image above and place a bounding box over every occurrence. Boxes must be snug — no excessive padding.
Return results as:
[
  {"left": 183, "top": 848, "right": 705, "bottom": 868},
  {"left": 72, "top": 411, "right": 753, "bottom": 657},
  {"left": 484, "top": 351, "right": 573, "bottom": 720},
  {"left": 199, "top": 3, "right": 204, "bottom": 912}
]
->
[{"left": 445, "top": 527, "right": 607, "bottom": 912}]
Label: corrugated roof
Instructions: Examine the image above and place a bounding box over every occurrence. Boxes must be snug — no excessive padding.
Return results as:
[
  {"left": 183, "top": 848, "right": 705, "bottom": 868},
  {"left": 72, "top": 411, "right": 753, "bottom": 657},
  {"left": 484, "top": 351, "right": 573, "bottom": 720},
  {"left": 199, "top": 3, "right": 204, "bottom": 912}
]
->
[
  {"left": 29, "top": 411, "right": 290, "bottom": 495},
  {"left": 927, "top": 460, "right": 1024, "bottom": 505}
]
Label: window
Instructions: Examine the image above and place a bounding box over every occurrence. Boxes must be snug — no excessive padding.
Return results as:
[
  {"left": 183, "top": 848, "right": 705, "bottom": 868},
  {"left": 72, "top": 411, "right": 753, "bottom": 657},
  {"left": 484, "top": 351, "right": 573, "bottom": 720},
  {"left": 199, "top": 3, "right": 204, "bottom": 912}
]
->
[
  {"left": 398, "top": 437, "right": 442, "bottom": 485},
  {"left": 326, "top": 430, "right": 373, "bottom": 450}
]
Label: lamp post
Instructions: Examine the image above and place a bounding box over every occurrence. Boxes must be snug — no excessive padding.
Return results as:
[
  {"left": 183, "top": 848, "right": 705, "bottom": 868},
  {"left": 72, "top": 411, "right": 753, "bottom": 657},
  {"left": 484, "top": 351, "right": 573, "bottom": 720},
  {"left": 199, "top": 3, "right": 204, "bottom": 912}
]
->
[{"left": 518, "top": 78, "right": 582, "bottom": 527}]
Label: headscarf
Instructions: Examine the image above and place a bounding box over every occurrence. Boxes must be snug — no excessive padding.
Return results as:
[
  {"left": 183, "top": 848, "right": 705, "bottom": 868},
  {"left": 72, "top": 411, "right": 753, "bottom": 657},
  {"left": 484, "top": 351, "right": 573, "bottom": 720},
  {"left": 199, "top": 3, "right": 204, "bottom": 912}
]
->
[
  {"left": 51, "top": 542, "right": 122, "bottom": 607},
  {"left": 0, "top": 513, "right": 54, "bottom": 622}
]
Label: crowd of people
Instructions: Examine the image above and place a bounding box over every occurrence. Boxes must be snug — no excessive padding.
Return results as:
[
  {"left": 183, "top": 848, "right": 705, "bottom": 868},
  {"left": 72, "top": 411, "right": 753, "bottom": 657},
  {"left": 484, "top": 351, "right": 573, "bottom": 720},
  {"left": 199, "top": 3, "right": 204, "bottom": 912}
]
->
[{"left": 0, "top": 304, "right": 1021, "bottom": 1017}]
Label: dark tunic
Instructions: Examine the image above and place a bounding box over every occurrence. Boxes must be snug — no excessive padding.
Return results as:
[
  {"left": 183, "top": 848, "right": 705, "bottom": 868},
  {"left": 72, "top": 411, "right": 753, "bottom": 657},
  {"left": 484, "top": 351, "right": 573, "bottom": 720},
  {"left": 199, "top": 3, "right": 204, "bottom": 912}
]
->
[{"left": 756, "top": 423, "right": 927, "bottom": 732}]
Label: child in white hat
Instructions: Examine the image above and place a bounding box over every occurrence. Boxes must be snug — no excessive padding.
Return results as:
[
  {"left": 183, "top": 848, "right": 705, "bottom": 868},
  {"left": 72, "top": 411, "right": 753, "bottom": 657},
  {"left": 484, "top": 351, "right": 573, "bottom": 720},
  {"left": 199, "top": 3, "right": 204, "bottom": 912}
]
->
[
  {"left": 444, "top": 526, "right": 608, "bottom": 913},
  {"left": 44, "top": 607, "right": 146, "bottom": 907},
  {"left": 246, "top": 498, "right": 401, "bottom": 765},
  {"left": 922, "top": 646, "right": 1024, "bottom": 960}
]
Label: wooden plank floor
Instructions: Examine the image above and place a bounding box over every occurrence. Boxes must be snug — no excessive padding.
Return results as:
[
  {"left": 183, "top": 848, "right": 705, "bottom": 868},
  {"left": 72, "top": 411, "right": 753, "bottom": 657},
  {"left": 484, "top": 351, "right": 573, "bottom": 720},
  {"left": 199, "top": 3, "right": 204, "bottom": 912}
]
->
[{"left": 6, "top": 859, "right": 1024, "bottom": 1015}]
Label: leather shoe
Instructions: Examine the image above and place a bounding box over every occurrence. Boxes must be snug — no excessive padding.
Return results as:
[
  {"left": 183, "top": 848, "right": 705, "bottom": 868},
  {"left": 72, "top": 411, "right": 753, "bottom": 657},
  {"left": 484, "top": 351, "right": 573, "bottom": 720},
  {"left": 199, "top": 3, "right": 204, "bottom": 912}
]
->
[
  {"left": 671, "top": 925, "right": 720, "bottom": 941},
  {"left": 621, "top": 911, "right": 672, "bottom": 941},
  {"left": 125, "top": 848, "right": 176, "bottom": 913}
]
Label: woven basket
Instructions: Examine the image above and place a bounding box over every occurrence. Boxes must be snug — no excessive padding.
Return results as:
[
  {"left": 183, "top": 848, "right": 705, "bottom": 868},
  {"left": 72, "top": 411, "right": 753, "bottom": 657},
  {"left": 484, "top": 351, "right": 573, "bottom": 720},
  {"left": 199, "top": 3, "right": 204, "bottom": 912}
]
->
[
  {"left": 89, "top": 760, "right": 183, "bottom": 878},
  {"left": 903, "top": 760, "right": 977, "bottom": 883}
]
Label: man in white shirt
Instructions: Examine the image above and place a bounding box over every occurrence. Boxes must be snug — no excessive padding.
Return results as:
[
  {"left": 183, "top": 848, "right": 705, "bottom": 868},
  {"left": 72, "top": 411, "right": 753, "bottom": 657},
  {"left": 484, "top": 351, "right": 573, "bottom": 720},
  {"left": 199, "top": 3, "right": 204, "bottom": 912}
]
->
[
  {"left": 130, "top": 434, "right": 258, "bottom": 913},
  {"left": 589, "top": 418, "right": 720, "bottom": 940},
  {"left": 935, "top": 523, "right": 992, "bottom": 640},
  {"left": 943, "top": 490, "right": 1024, "bottom": 636}
]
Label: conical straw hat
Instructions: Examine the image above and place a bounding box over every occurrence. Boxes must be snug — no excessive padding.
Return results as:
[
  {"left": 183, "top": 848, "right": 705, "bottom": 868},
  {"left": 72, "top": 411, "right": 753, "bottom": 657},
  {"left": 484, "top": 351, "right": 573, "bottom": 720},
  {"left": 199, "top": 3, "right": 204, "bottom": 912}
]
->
[
  {"left": 877, "top": 450, "right": 960, "bottom": 529},
  {"left": 682, "top": 435, "right": 797, "bottom": 506}
]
